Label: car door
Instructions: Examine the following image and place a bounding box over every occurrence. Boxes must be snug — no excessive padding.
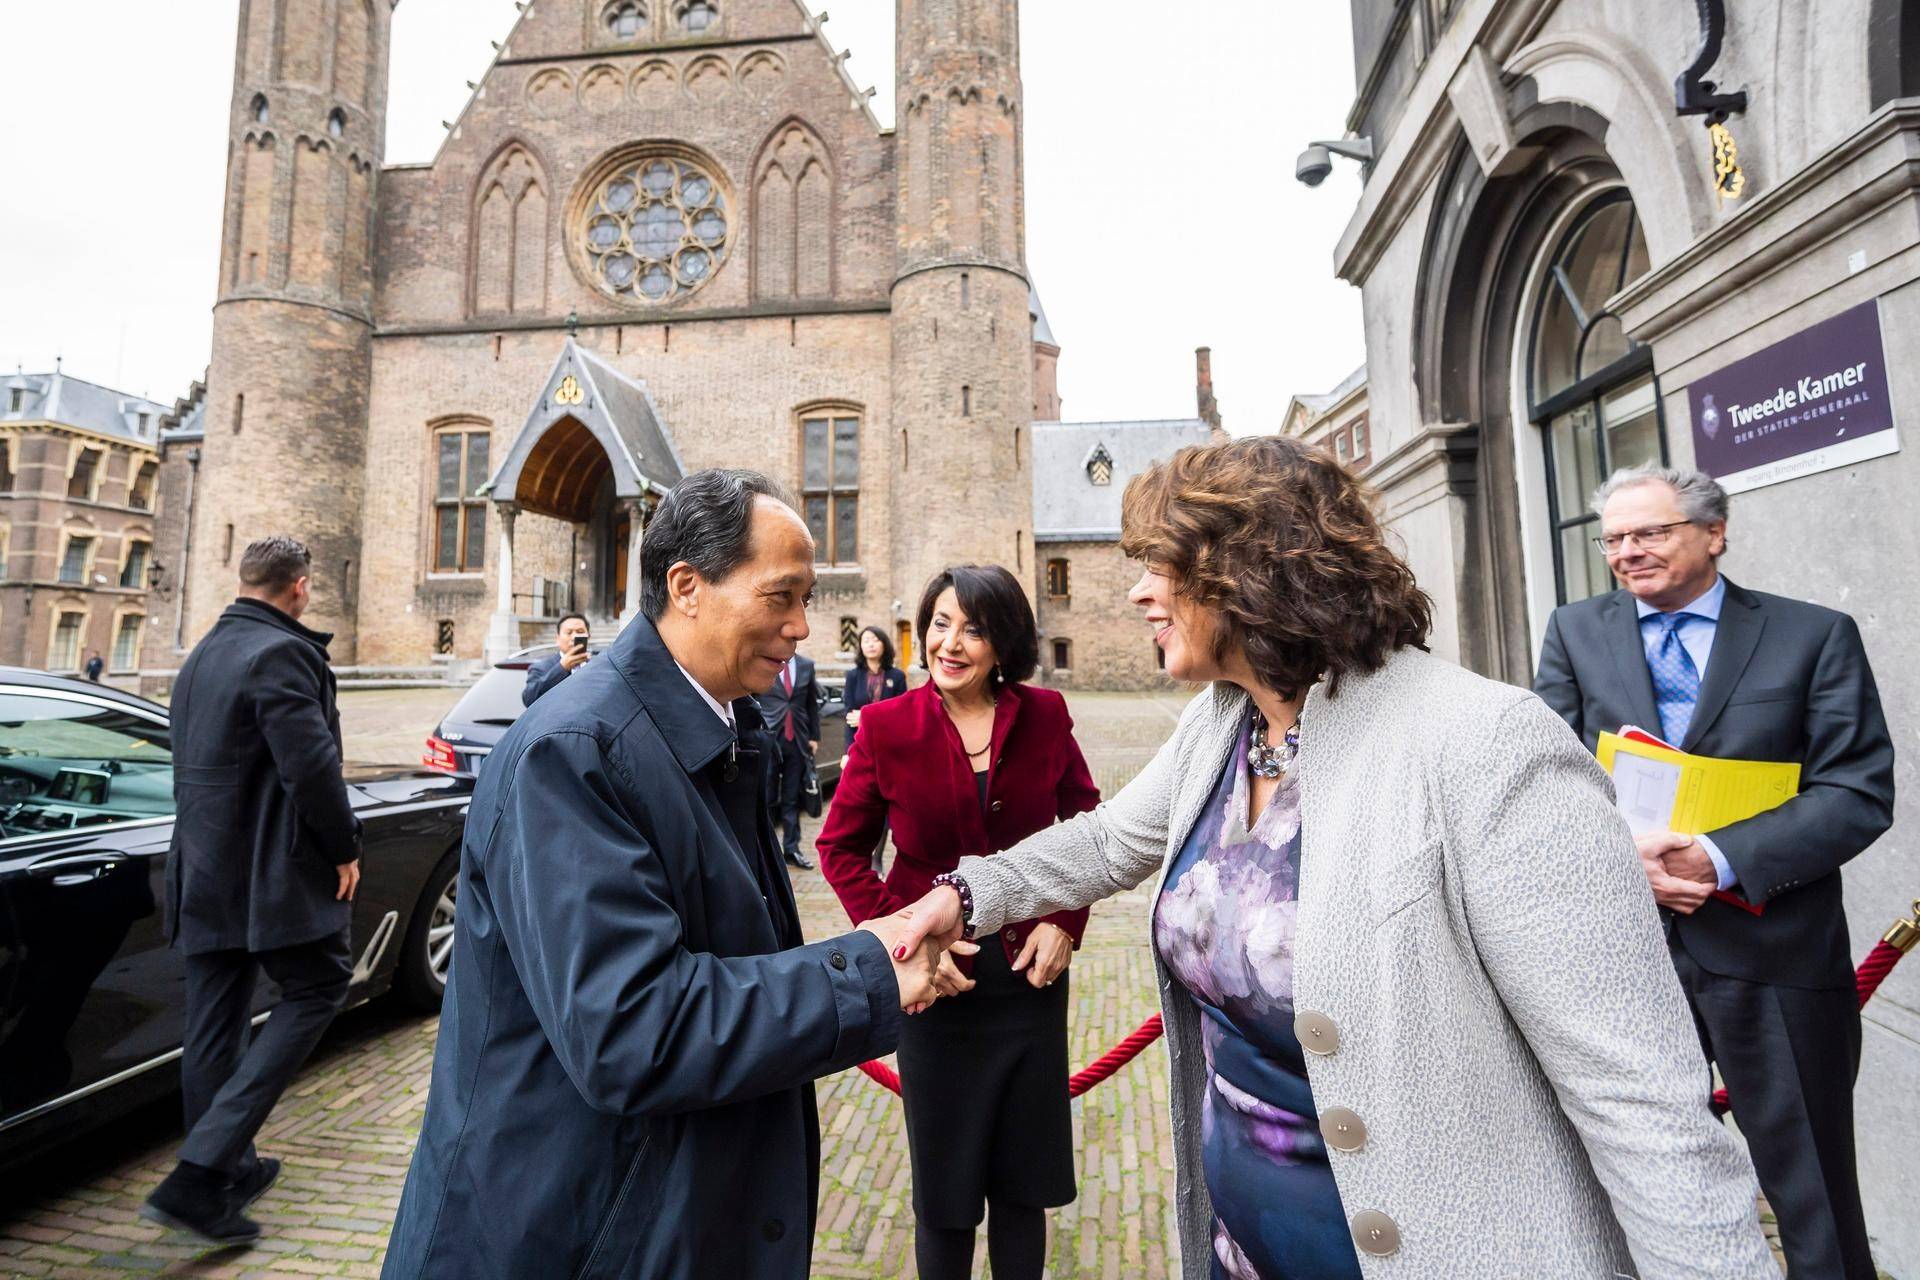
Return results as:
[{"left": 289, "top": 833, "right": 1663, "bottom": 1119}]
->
[{"left": 0, "top": 685, "right": 179, "bottom": 1125}]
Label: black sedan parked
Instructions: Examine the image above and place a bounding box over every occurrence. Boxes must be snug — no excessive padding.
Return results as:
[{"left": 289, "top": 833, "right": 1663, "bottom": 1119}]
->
[
  {"left": 426, "top": 642, "right": 849, "bottom": 783},
  {"left": 0, "top": 669, "right": 471, "bottom": 1168}
]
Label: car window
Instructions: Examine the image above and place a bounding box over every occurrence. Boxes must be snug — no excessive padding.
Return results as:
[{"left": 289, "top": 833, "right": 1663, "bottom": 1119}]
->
[
  {"left": 442, "top": 665, "right": 534, "bottom": 728},
  {"left": 0, "top": 691, "right": 173, "bottom": 840}
]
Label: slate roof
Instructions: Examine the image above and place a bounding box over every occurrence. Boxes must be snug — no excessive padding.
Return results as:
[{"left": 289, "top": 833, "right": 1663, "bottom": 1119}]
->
[
  {"left": 489, "top": 339, "right": 685, "bottom": 513},
  {"left": 1031, "top": 418, "right": 1214, "bottom": 542},
  {"left": 2, "top": 367, "right": 169, "bottom": 447},
  {"left": 1029, "top": 282, "right": 1058, "bottom": 348},
  {"left": 1295, "top": 363, "right": 1367, "bottom": 415}
]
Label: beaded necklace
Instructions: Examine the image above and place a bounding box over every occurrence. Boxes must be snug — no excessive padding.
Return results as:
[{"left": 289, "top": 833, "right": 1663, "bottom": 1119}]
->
[{"left": 1247, "top": 708, "right": 1301, "bottom": 779}]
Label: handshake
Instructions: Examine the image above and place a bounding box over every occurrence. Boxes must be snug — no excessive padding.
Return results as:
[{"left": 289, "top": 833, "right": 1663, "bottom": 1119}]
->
[{"left": 859, "top": 886, "right": 977, "bottom": 1014}]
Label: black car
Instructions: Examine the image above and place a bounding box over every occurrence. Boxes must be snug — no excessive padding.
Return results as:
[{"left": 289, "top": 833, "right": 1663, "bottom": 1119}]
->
[
  {"left": 427, "top": 643, "right": 849, "bottom": 784},
  {"left": 0, "top": 669, "right": 471, "bottom": 1168}
]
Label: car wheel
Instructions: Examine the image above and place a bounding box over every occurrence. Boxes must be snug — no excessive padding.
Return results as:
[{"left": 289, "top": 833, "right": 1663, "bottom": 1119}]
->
[{"left": 396, "top": 851, "right": 458, "bottom": 1013}]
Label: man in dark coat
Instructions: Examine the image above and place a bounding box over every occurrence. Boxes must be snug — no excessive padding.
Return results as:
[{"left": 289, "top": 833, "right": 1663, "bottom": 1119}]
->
[
  {"left": 1534, "top": 465, "right": 1895, "bottom": 1280},
  {"left": 521, "top": 611, "right": 592, "bottom": 707},
  {"left": 755, "top": 650, "right": 820, "bottom": 868},
  {"left": 382, "top": 470, "right": 950, "bottom": 1280},
  {"left": 141, "top": 535, "right": 363, "bottom": 1246}
]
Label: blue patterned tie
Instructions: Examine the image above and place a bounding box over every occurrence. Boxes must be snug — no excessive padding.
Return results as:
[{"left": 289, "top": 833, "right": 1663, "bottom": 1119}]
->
[{"left": 1647, "top": 613, "right": 1702, "bottom": 746}]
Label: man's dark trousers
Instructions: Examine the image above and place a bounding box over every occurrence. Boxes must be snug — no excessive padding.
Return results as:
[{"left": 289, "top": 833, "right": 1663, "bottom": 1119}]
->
[
  {"left": 1534, "top": 578, "right": 1894, "bottom": 1280},
  {"left": 180, "top": 933, "right": 351, "bottom": 1175},
  {"left": 765, "top": 734, "right": 810, "bottom": 860}
]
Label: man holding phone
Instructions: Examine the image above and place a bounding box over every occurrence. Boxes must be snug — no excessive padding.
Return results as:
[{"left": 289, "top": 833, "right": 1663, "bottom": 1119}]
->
[{"left": 522, "top": 612, "right": 591, "bottom": 707}]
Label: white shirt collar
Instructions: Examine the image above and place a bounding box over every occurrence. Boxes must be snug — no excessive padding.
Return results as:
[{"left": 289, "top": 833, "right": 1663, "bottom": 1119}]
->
[
  {"left": 1633, "top": 574, "right": 1727, "bottom": 622},
  {"left": 674, "top": 661, "right": 735, "bottom": 729}
]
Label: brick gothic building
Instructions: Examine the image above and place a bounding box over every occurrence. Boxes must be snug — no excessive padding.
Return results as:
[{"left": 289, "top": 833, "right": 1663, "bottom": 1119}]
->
[
  {"left": 0, "top": 368, "right": 166, "bottom": 676},
  {"left": 150, "top": 0, "right": 1201, "bottom": 682},
  {"left": 1334, "top": 0, "right": 1920, "bottom": 1266}
]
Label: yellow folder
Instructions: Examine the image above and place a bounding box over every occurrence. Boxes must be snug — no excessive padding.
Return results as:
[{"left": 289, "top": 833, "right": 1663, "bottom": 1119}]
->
[{"left": 1596, "top": 730, "right": 1800, "bottom": 838}]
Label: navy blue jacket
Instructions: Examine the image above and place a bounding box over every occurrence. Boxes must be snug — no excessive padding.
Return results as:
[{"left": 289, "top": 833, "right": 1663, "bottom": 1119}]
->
[
  {"left": 753, "top": 655, "right": 820, "bottom": 746},
  {"left": 382, "top": 617, "right": 901, "bottom": 1279},
  {"left": 165, "top": 598, "right": 360, "bottom": 955},
  {"left": 521, "top": 651, "right": 569, "bottom": 707}
]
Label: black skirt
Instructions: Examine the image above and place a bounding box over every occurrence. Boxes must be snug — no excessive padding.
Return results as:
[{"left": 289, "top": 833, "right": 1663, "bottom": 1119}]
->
[{"left": 895, "top": 931, "right": 1077, "bottom": 1228}]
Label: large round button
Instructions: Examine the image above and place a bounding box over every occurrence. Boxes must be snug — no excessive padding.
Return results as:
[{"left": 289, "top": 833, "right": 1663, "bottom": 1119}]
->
[
  {"left": 828, "top": 950, "right": 847, "bottom": 972},
  {"left": 1294, "top": 1010, "right": 1340, "bottom": 1056},
  {"left": 989, "top": 799, "right": 1004, "bottom": 812},
  {"left": 1349, "top": 1209, "right": 1400, "bottom": 1257},
  {"left": 1319, "top": 1107, "right": 1367, "bottom": 1152},
  {"left": 762, "top": 1219, "right": 786, "bottom": 1242}
]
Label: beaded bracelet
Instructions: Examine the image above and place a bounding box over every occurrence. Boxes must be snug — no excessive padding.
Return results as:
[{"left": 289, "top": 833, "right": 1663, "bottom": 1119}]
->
[{"left": 929, "top": 872, "right": 978, "bottom": 940}]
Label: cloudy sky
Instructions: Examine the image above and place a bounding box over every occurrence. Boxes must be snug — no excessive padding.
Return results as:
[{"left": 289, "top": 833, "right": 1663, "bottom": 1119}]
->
[{"left": 0, "top": 1, "right": 1365, "bottom": 428}]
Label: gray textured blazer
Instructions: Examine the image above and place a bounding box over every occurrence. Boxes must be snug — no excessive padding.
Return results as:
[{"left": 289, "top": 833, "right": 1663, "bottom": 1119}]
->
[{"left": 955, "top": 647, "right": 1775, "bottom": 1278}]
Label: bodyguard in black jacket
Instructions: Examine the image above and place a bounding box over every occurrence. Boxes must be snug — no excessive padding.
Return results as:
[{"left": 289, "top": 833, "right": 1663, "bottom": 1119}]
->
[
  {"left": 143, "top": 536, "right": 363, "bottom": 1248},
  {"left": 382, "top": 471, "right": 947, "bottom": 1280}
]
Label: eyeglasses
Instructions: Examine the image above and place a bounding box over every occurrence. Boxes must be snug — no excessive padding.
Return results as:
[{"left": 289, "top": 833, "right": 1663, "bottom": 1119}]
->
[{"left": 1592, "top": 521, "right": 1693, "bottom": 555}]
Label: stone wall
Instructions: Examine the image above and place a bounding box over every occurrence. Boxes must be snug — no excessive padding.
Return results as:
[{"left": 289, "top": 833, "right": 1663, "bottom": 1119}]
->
[{"left": 1034, "top": 540, "right": 1179, "bottom": 692}]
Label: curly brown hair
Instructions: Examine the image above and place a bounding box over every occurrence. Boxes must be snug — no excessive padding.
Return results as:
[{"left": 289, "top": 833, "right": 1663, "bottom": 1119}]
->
[{"left": 1120, "top": 435, "right": 1431, "bottom": 698}]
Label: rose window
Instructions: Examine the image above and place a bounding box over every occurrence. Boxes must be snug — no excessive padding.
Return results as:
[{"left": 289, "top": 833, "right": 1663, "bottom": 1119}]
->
[{"left": 579, "top": 157, "right": 730, "bottom": 304}]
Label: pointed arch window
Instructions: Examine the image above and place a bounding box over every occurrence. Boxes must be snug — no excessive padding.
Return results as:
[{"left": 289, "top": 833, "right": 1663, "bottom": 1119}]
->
[
  {"left": 678, "top": 1, "right": 717, "bottom": 33},
  {"left": 1527, "top": 191, "right": 1666, "bottom": 604}
]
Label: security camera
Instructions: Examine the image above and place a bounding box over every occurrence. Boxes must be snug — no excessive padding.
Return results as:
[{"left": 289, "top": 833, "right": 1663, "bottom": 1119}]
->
[
  {"left": 1295, "top": 137, "right": 1376, "bottom": 187},
  {"left": 1295, "top": 145, "right": 1333, "bottom": 187}
]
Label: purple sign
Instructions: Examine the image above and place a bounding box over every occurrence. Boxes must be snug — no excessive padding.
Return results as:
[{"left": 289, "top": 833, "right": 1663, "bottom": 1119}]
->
[{"left": 1688, "top": 299, "right": 1900, "bottom": 494}]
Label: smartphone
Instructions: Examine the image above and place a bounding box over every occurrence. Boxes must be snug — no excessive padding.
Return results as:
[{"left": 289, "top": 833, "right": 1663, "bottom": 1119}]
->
[{"left": 574, "top": 636, "right": 589, "bottom": 653}]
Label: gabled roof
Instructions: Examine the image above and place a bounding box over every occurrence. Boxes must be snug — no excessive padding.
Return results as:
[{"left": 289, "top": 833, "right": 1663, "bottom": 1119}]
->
[
  {"left": 488, "top": 339, "right": 684, "bottom": 521},
  {"left": 1031, "top": 418, "right": 1214, "bottom": 542},
  {"left": 2, "top": 367, "right": 168, "bottom": 447}
]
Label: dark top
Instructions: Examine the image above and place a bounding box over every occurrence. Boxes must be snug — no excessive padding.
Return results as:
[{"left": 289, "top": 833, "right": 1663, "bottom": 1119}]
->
[
  {"left": 382, "top": 618, "right": 901, "bottom": 1280},
  {"left": 843, "top": 665, "right": 908, "bottom": 737},
  {"left": 753, "top": 656, "right": 821, "bottom": 745},
  {"left": 521, "top": 651, "right": 574, "bottom": 707},
  {"left": 817, "top": 680, "right": 1099, "bottom": 973},
  {"left": 1534, "top": 577, "right": 1895, "bottom": 989},
  {"left": 1154, "top": 726, "right": 1360, "bottom": 1280},
  {"left": 164, "top": 598, "right": 361, "bottom": 955}
]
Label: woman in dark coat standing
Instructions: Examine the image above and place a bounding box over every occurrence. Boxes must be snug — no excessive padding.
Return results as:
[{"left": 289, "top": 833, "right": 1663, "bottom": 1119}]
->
[
  {"left": 841, "top": 625, "right": 907, "bottom": 741},
  {"left": 818, "top": 565, "right": 1099, "bottom": 1280}
]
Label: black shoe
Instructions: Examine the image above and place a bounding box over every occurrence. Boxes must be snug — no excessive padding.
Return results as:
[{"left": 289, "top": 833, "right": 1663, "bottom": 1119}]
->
[
  {"left": 228, "top": 1157, "right": 281, "bottom": 1212},
  {"left": 785, "top": 852, "right": 814, "bottom": 870},
  {"left": 139, "top": 1161, "right": 261, "bottom": 1247}
]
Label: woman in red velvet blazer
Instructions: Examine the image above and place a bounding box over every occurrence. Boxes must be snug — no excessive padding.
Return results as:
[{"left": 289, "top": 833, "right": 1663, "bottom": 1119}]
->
[{"left": 818, "top": 565, "right": 1098, "bottom": 1280}]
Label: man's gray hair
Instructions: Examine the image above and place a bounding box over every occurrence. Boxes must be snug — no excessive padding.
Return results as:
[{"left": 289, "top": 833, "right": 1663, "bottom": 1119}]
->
[
  {"left": 1590, "top": 463, "right": 1730, "bottom": 526},
  {"left": 639, "top": 469, "right": 799, "bottom": 621},
  {"left": 238, "top": 534, "right": 313, "bottom": 593}
]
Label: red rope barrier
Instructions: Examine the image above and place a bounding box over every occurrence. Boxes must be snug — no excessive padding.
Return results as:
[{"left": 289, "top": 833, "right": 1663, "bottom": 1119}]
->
[
  {"left": 1712, "top": 902, "right": 1917, "bottom": 1115},
  {"left": 855, "top": 1014, "right": 1165, "bottom": 1099}
]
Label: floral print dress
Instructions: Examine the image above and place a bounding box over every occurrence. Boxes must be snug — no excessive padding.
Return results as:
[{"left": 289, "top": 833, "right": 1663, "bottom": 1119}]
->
[{"left": 1152, "top": 725, "right": 1362, "bottom": 1280}]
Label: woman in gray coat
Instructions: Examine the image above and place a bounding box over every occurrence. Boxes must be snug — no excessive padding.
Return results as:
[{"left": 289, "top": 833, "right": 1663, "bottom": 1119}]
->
[{"left": 895, "top": 436, "right": 1776, "bottom": 1279}]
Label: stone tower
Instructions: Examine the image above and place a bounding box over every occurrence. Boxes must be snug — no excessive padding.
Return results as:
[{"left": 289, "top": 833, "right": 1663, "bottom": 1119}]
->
[
  {"left": 188, "top": 0, "right": 392, "bottom": 657},
  {"left": 890, "top": 0, "right": 1036, "bottom": 612}
]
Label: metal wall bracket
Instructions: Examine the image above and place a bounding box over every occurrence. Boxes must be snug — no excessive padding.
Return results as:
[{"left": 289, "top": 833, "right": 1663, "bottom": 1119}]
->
[{"left": 1676, "top": 0, "right": 1749, "bottom": 121}]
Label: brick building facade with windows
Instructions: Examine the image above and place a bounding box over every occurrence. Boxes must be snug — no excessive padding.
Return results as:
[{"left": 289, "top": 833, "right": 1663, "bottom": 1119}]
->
[
  {"left": 0, "top": 368, "right": 165, "bottom": 676},
  {"left": 141, "top": 0, "right": 1200, "bottom": 685}
]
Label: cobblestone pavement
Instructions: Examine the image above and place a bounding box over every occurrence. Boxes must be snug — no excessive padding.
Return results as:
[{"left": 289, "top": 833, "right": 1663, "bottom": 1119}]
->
[{"left": 0, "top": 690, "right": 1195, "bottom": 1279}]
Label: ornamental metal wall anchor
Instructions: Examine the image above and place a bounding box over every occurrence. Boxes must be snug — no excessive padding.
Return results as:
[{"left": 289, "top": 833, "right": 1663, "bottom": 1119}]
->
[
  {"left": 1708, "top": 120, "right": 1747, "bottom": 200},
  {"left": 1675, "top": 0, "right": 1749, "bottom": 120}
]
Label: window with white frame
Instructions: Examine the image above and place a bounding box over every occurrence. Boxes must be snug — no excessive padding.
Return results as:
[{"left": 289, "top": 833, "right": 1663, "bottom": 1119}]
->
[
  {"left": 49, "top": 612, "right": 85, "bottom": 670},
  {"left": 113, "top": 614, "right": 144, "bottom": 671},
  {"left": 1526, "top": 191, "right": 1663, "bottom": 604},
  {"left": 59, "top": 535, "right": 94, "bottom": 584}
]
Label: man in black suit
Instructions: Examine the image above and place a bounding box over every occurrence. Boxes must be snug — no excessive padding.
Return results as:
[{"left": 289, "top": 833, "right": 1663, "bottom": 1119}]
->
[
  {"left": 1535, "top": 464, "right": 1894, "bottom": 1280},
  {"left": 756, "top": 651, "right": 820, "bottom": 869},
  {"left": 142, "top": 536, "right": 363, "bottom": 1247},
  {"left": 521, "top": 612, "right": 591, "bottom": 707}
]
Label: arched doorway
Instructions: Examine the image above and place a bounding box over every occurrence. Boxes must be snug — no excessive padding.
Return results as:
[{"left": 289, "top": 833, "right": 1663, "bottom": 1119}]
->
[{"left": 483, "top": 340, "right": 683, "bottom": 659}]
